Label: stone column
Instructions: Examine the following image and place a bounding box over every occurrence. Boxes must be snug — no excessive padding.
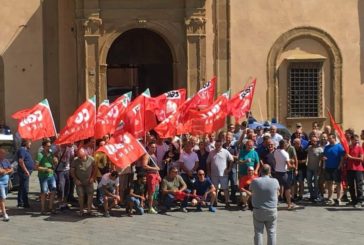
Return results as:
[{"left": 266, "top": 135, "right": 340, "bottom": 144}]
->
[{"left": 185, "top": 0, "right": 207, "bottom": 96}]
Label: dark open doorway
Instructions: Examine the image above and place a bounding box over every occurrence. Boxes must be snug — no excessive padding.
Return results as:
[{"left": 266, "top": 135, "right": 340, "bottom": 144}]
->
[{"left": 106, "top": 28, "right": 173, "bottom": 101}]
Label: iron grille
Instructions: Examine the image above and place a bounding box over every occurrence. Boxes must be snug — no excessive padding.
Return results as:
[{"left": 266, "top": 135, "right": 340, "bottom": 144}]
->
[{"left": 288, "top": 62, "right": 322, "bottom": 117}]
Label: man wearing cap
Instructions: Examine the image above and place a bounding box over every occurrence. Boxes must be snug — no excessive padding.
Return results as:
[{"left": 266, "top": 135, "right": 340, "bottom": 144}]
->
[{"left": 291, "top": 123, "right": 309, "bottom": 142}]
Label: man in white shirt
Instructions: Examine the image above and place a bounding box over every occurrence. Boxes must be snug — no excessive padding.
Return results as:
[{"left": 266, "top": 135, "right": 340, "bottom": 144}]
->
[
  {"left": 273, "top": 140, "right": 295, "bottom": 209},
  {"left": 207, "top": 139, "right": 234, "bottom": 208},
  {"left": 270, "top": 126, "right": 283, "bottom": 148},
  {"left": 98, "top": 171, "right": 120, "bottom": 217},
  {"left": 179, "top": 141, "right": 199, "bottom": 189}
]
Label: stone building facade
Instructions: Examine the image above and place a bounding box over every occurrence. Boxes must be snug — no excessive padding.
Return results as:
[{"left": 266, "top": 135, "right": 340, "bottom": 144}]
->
[{"left": 1, "top": 0, "right": 364, "bottom": 133}]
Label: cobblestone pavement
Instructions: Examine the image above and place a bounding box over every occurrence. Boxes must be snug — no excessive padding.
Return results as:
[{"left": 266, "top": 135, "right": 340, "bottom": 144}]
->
[{"left": 1, "top": 175, "right": 364, "bottom": 245}]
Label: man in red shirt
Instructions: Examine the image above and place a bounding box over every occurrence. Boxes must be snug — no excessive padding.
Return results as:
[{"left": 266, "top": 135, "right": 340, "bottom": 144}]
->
[
  {"left": 346, "top": 134, "right": 364, "bottom": 207},
  {"left": 239, "top": 166, "right": 257, "bottom": 210}
]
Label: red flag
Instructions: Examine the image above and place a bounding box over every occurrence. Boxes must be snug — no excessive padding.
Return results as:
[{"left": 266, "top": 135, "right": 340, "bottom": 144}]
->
[
  {"left": 94, "top": 92, "right": 131, "bottom": 139},
  {"left": 56, "top": 96, "right": 96, "bottom": 145},
  {"left": 148, "top": 89, "right": 186, "bottom": 121},
  {"left": 327, "top": 109, "right": 350, "bottom": 153},
  {"left": 188, "top": 92, "right": 230, "bottom": 135},
  {"left": 154, "top": 111, "right": 181, "bottom": 139},
  {"left": 96, "top": 132, "right": 146, "bottom": 169},
  {"left": 12, "top": 99, "right": 56, "bottom": 141},
  {"left": 178, "top": 78, "right": 216, "bottom": 122},
  {"left": 229, "top": 78, "right": 257, "bottom": 122},
  {"left": 118, "top": 89, "right": 157, "bottom": 138},
  {"left": 97, "top": 100, "right": 110, "bottom": 118}
]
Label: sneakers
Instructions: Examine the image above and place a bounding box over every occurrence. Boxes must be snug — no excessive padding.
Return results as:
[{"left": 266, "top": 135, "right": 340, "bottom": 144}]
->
[
  {"left": 104, "top": 212, "right": 110, "bottom": 218},
  {"left": 196, "top": 205, "right": 203, "bottom": 212},
  {"left": 208, "top": 206, "right": 216, "bottom": 213},
  {"left": 180, "top": 207, "right": 188, "bottom": 213},
  {"left": 148, "top": 207, "right": 158, "bottom": 214},
  {"left": 3, "top": 213, "right": 9, "bottom": 222}
]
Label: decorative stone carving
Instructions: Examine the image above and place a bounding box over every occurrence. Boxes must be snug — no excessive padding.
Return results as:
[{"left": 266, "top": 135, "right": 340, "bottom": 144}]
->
[
  {"left": 185, "top": 16, "right": 206, "bottom": 36},
  {"left": 83, "top": 15, "right": 102, "bottom": 36}
]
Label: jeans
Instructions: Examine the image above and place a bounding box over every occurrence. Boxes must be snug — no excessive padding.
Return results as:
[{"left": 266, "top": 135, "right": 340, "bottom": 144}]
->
[
  {"left": 164, "top": 193, "right": 188, "bottom": 209},
  {"left": 347, "top": 170, "right": 364, "bottom": 203},
  {"left": 126, "top": 196, "right": 144, "bottom": 214},
  {"left": 306, "top": 169, "right": 319, "bottom": 199},
  {"left": 17, "top": 171, "right": 30, "bottom": 207},
  {"left": 229, "top": 165, "right": 238, "bottom": 202},
  {"left": 253, "top": 208, "right": 277, "bottom": 245},
  {"left": 56, "top": 171, "right": 70, "bottom": 200}
]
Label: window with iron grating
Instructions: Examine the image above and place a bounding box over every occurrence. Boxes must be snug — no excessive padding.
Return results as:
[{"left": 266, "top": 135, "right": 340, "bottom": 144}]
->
[{"left": 288, "top": 62, "right": 323, "bottom": 118}]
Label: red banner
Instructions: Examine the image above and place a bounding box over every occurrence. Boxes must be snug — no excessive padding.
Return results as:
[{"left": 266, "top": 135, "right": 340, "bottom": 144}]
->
[
  {"left": 118, "top": 90, "right": 157, "bottom": 139},
  {"left": 188, "top": 92, "right": 230, "bottom": 135},
  {"left": 327, "top": 109, "right": 350, "bottom": 153},
  {"left": 96, "top": 132, "right": 146, "bottom": 169},
  {"left": 148, "top": 89, "right": 186, "bottom": 121},
  {"left": 94, "top": 92, "right": 131, "bottom": 139},
  {"left": 55, "top": 96, "right": 96, "bottom": 145},
  {"left": 229, "top": 78, "right": 257, "bottom": 122},
  {"left": 12, "top": 99, "right": 56, "bottom": 141}
]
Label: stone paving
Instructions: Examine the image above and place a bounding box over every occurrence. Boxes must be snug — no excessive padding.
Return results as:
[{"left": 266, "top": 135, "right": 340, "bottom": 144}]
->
[{"left": 1, "top": 175, "right": 364, "bottom": 245}]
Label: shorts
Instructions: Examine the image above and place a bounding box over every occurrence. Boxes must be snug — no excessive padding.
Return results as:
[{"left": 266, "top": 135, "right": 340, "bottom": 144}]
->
[
  {"left": 211, "top": 176, "right": 229, "bottom": 190},
  {"left": 0, "top": 184, "right": 8, "bottom": 199},
  {"left": 146, "top": 172, "right": 161, "bottom": 195},
  {"left": 76, "top": 183, "right": 94, "bottom": 197},
  {"left": 274, "top": 172, "right": 290, "bottom": 189},
  {"left": 99, "top": 187, "right": 115, "bottom": 197},
  {"left": 325, "top": 168, "right": 341, "bottom": 183},
  {"left": 286, "top": 170, "right": 296, "bottom": 187},
  {"left": 39, "top": 176, "right": 57, "bottom": 193}
]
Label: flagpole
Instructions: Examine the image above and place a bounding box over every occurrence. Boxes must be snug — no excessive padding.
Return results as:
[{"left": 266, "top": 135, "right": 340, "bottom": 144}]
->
[
  {"left": 45, "top": 98, "right": 58, "bottom": 138},
  {"left": 258, "top": 98, "right": 263, "bottom": 122}
]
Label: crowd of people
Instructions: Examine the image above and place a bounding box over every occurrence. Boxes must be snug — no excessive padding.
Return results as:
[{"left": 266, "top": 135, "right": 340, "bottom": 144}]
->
[{"left": 0, "top": 120, "right": 363, "bottom": 223}]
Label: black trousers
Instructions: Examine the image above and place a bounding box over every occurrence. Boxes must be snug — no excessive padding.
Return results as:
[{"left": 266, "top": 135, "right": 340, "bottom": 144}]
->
[{"left": 347, "top": 170, "right": 364, "bottom": 203}]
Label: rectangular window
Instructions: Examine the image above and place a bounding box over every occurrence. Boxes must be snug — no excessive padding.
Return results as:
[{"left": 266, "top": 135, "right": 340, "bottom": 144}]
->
[{"left": 288, "top": 62, "right": 322, "bottom": 118}]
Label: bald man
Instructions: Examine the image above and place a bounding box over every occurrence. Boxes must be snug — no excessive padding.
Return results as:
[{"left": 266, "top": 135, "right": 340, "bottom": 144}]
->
[{"left": 71, "top": 147, "right": 97, "bottom": 216}]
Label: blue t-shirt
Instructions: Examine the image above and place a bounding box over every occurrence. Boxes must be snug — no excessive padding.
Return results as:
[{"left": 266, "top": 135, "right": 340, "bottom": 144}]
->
[
  {"left": 193, "top": 177, "right": 213, "bottom": 196},
  {"left": 324, "top": 144, "right": 345, "bottom": 169},
  {"left": 17, "top": 147, "right": 34, "bottom": 173},
  {"left": 0, "top": 159, "right": 11, "bottom": 185}
]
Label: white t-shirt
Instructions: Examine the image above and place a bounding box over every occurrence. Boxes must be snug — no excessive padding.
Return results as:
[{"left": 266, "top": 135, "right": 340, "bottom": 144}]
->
[
  {"left": 207, "top": 148, "right": 234, "bottom": 176},
  {"left": 179, "top": 151, "right": 199, "bottom": 173},
  {"left": 271, "top": 133, "right": 283, "bottom": 147},
  {"left": 98, "top": 173, "right": 120, "bottom": 189},
  {"left": 273, "top": 149, "right": 290, "bottom": 173}
]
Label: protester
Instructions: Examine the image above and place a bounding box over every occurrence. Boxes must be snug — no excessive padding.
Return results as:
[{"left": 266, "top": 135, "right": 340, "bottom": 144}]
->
[
  {"left": 293, "top": 138, "right": 307, "bottom": 201},
  {"left": 306, "top": 136, "right": 323, "bottom": 202},
  {"left": 274, "top": 140, "right": 295, "bottom": 209},
  {"left": 323, "top": 134, "right": 345, "bottom": 205},
  {"left": 178, "top": 141, "right": 199, "bottom": 190},
  {"left": 55, "top": 143, "right": 74, "bottom": 210},
  {"left": 239, "top": 166, "right": 257, "bottom": 210},
  {"left": 141, "top": 142, "right": 160, "bottom": 214},
  {"left": 238, "top": 140, "right": 260, "bottom": 177},
  {"left": 161, "top": 167, "right": 189, "bottom": 213},
  {"left": 207, "top": 139, "right": 234, "bottom": 208},
  {"left": 36, "top": 139, "right": 58, "bottom": 214},
  {"left": 16, "top": 139, "right": 34, "bottom": 209},
  {"left": 269, "top": 125, "right": 283, "bottom": 148},
  {"left": 126, "top": 173, "right": 147, "bottom": 216},
  {"left": 250, "top": 164, "right": 280, "bottom": 245},
  {"left": 346, "top": 134, "right": 364, "bottom": 207},
  {"left": 162, "top": 143, "right": 180, "bottom": 175},
  {"left": 224, "top": 132, "right": 239, "bottom": 203},
  {"left": 191, "top": 169, "right": 217, "bottom": 212},
  {"left": 98, "top": 170, "right": 120, "bottom": 217},
  {"left": 0, "top": 148, "right": 13, "bottom": 221},
  {"left": 196, "top": 139, "right": 209, "bottom": 173},
  {"left": 71, "top": 147, "right": 97, "bottom": 216}
]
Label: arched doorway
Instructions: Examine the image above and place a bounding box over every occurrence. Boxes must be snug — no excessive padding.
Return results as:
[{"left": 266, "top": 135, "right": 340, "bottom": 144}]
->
[{"left": 106, "top": 28, "right": 173, "bottom": 101}]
